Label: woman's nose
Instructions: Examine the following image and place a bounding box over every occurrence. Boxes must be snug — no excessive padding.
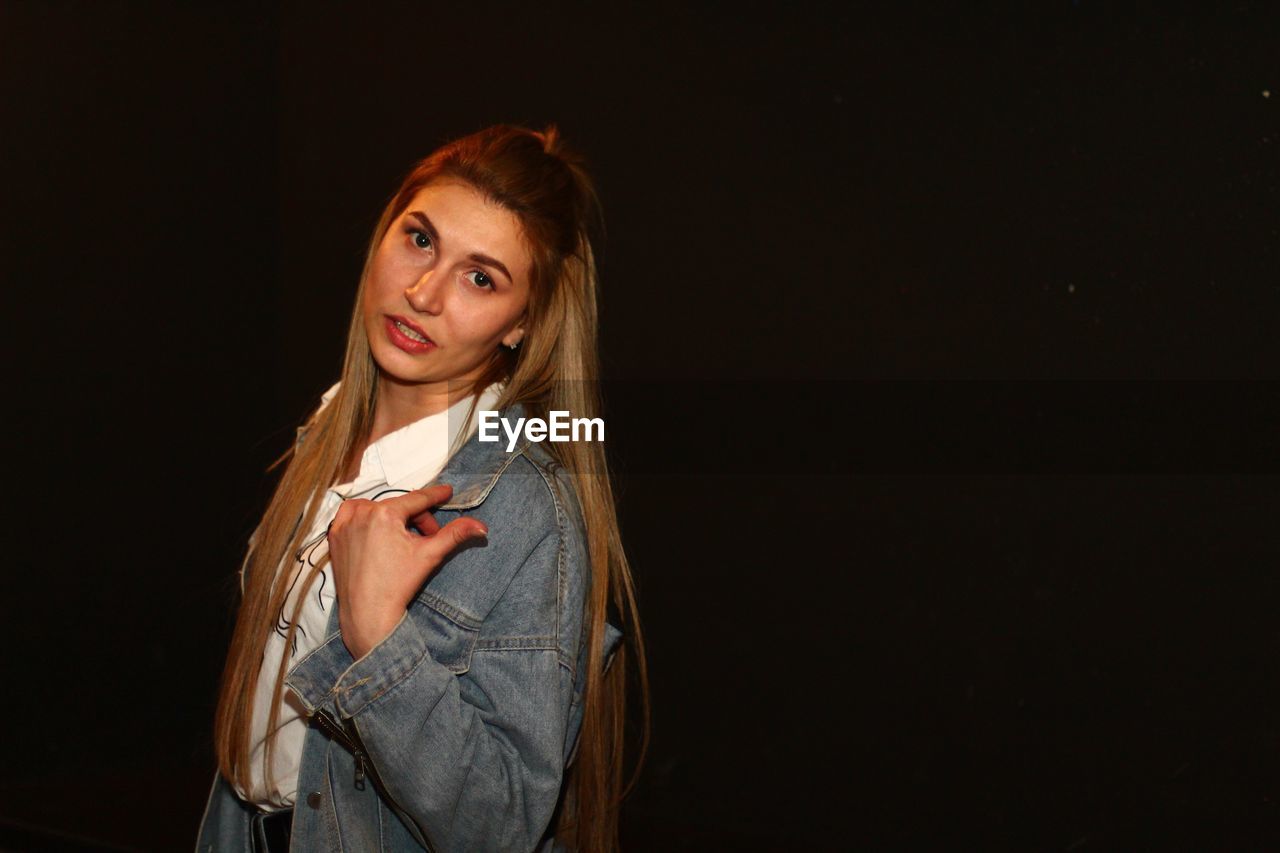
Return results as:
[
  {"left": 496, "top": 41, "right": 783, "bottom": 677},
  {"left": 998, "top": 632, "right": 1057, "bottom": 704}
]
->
[{"left": 404, "top": 270, "right": 444, "bottom": 315}]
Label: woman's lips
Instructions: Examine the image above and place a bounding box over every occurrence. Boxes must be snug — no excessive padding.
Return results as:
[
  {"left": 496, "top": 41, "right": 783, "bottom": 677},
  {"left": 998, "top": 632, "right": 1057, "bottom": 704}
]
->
[{"left": 385, "top": 315, "right": 436, "bottom": 354}]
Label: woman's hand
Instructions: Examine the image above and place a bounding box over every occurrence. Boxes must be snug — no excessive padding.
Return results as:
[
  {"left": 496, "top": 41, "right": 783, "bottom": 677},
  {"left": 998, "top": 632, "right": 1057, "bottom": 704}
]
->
[{"left": 328, "top": 483, "right": 488, "bottom": 660}]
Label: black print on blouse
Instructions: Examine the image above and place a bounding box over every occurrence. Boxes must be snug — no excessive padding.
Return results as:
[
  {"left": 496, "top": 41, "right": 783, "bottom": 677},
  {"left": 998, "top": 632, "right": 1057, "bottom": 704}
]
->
[{"left": 271, "top": 488, "right": 415, "bottom": 659}]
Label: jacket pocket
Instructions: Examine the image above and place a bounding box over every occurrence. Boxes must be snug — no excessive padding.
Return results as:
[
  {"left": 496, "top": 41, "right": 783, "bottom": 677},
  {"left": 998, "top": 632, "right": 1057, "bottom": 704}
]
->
[{"left": 412, "top": 591, "right": 482, "bottom": 675}]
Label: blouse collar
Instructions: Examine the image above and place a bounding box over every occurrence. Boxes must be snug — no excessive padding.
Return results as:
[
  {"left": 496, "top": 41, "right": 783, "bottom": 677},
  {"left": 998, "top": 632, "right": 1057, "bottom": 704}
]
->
[{"left": 328, "top": 381, "right": 505, "bottom": 498}]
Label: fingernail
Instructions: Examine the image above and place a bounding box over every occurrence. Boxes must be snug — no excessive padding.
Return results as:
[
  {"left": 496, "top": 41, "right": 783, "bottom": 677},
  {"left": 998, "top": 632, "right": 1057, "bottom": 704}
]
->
[{"left": 473, "top": 525, "right": 489, "bottom": 538}]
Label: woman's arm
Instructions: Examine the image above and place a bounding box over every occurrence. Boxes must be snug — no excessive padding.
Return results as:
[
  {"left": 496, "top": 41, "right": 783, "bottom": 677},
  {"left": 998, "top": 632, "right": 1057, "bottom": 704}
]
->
[{"left": 285, "top": 492, "right": 583, "bottom": 851}]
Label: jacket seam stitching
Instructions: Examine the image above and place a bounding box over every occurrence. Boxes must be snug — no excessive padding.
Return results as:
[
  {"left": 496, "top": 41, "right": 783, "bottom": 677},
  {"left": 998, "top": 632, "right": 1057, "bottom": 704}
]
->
[
  {"left": 415, "top": 589, "right": 484, "bottom": 630},
  {"left": 528, "top": 456, "right": 575, "bottom": 678},
  {"left": 474, "top": 637, "right": 558, "bottom": 651}
]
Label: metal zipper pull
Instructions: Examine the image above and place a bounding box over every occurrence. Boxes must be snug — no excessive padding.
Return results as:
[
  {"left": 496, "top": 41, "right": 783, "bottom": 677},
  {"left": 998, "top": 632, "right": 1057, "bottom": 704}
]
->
[
  {"left": 344, "top": 715, "right": 369, "bottom": 790},
  {"left": 312, "top": 707, "right": 369, "bottom": 790},
  {"left": 353, "top": 750, "right": 367, "bottom": 790}
]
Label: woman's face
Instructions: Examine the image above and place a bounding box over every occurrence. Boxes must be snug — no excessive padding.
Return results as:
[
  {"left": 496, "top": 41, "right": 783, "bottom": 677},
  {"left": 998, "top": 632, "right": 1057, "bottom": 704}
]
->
[{"left": 363, "top": 179, "right": 532, "bottom": 393}]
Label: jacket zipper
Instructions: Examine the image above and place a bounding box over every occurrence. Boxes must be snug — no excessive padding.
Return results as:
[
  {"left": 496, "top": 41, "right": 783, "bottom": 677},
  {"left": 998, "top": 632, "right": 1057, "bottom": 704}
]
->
[
  {"left": 311, "top": 707, "right": 367, "bottom": 788},
  {"left": 310, "top": 707, "right": 438, "bottom": 853}
]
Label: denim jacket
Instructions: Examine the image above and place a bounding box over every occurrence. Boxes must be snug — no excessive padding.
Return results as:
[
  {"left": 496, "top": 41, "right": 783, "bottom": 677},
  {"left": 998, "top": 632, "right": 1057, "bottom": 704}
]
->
[{"left": 196, "top": 401, "right": 623, "bottom": 852}]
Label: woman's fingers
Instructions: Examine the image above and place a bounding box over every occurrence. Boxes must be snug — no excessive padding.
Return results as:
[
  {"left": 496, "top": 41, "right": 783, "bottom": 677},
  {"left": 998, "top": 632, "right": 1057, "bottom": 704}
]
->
[
  {"left": 417, "top": 518, "right": 488, "bottom": 566},
  {"left": 337, "top": 485, "right": 486, "bottom": 566},
  {"left": 408, "top": 509, "right": 441, "bottom": 537},
  {"left": 390, "top": 483, "right": 454, "bottom": 519}
]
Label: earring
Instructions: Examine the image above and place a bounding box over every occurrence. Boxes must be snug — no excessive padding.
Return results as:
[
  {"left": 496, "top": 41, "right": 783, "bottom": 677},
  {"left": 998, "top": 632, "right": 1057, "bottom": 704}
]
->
[{"left": 505, "top": 340, "right": 521, "bottom": 351}]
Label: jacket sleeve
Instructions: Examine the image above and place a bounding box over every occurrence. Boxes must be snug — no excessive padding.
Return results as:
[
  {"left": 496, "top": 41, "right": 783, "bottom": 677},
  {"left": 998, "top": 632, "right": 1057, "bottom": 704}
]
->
[{"left": 284, "top": 527, "right": 578, "bottom": 852}]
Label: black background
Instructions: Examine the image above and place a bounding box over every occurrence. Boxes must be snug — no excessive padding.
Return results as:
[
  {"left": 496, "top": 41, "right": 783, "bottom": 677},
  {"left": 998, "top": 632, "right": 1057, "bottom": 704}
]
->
[{"left": 2, "top": 1, "right": 1277, "bottom": 850}]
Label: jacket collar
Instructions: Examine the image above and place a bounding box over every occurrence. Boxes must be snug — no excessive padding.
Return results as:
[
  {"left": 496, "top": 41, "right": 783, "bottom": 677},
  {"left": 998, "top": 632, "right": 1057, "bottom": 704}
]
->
[{"left": 428, "top": 400, "right": 532, "bottom": 510}]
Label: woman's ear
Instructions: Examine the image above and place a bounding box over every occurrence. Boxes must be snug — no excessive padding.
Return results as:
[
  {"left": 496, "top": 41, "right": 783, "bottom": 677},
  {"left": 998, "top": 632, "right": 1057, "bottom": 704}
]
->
[{"left": 501, "top": 314, "right": 526, "bottom": 349}]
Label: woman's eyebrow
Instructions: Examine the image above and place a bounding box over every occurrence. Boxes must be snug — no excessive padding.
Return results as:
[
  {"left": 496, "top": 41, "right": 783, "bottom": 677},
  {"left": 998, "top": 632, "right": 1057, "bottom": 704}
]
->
[
  {"left": 406, "top": 210, "right": 513, "bottom": 284},
  {"left": 406, "top": 210, "right": 439, "bottom": 244}
]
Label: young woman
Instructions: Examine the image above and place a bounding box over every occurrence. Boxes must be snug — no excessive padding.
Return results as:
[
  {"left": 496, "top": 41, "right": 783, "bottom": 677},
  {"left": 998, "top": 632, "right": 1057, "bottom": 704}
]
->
[{"left": 196, "top": 125, "right": 649, "bottom": 852}]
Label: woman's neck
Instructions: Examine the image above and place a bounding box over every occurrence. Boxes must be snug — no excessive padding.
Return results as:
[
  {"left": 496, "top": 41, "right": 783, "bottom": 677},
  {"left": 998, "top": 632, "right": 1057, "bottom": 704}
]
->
[
  {"left": 337, "top": 374, "right": 484, "bottom": 484},
  {"left": 369, "top": 376, "right": 476, "bottom": 444}
]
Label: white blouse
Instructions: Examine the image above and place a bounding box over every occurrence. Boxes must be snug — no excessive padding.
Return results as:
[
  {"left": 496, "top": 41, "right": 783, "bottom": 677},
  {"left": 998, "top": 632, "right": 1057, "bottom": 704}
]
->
[{"left": 234, "top": 379, "right": 504, "bottom": 811}]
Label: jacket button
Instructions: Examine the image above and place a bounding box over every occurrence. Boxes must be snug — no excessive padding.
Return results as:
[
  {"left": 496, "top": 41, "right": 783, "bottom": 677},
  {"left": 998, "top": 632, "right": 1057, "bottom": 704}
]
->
[{"left": 306, "top": 791, "right": 323, "bottom": 809}]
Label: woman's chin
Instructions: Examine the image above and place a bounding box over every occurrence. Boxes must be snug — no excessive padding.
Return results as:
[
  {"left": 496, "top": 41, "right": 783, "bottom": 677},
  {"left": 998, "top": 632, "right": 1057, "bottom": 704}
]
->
[{"left": 376, "top": 366, "right": 436, "bottom": 387}]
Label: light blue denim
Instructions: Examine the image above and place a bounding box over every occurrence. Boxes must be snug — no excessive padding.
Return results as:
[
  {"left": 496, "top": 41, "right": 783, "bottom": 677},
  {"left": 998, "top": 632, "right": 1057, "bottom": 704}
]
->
[{"left": 196, "top": 401, "right": 623, "bottom": 852}]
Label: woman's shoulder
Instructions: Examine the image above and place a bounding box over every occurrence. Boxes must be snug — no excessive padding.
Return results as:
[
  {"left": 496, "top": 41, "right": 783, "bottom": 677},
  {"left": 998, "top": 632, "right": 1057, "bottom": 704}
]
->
[
  {"left": 447, "top": 398, "right": 584, "bottom": 539},
  {"left": 424, "top": 445, "right": 587, "bottom": 651},
  {"left": 493, "top": 441, "right": 584, "bottom": 538}
]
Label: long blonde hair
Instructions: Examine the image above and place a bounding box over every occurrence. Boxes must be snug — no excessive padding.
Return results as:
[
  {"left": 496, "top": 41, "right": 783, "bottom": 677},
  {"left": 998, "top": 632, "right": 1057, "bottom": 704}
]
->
[{"left": 213, "top": 124, "right": 650, "bottom": 852}]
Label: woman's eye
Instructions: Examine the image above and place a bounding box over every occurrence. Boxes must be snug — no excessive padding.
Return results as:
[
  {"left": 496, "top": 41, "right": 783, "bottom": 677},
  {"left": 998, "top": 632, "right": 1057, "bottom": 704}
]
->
[
  {"left": 466, "top": 270, "right": 495, "bottom": 290},
  {"left": 409, "top": 229, "right": 432, "bottom": 250}
]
